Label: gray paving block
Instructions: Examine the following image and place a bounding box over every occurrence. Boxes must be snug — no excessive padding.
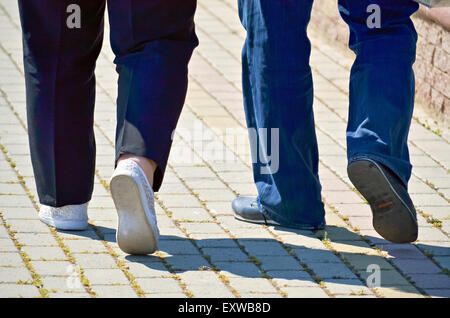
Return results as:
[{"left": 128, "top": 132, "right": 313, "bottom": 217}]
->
[
  {"left": 21, "top": 246, "right": 68, "bottom": 261},
  {"left": 282, "top": 286, "right": 329, "bottom": 298},
  {"left": 30, "top": 260, "right": 75, "bottom": 277},
  {"left": 0, "top": 251, "right": 24, "bottom": 267},
  {"left": 307, "top": 262, "right": 357, "bottom": 280},
  {"left": 424, "top": 289, "right": 450, "bottom": 298},
  {"left": 41, "top": 276, "right": 86, "bottom": 293},
  {"left": 216, "top": 261, "right": 262, "bottom": 278},
  {"left": 257, "top": 255, "right": 302, "bottom": 271},
  {"left": 202, "top": 247, "right": 248, "bottom": 262},
  {"left": 293, "top": 248, "right": 342, "bottom": 264},
  {"left": 0, "top": 283, "right": 41, "bottom": 298},
  {"left": 135, "top": 277, "right": 183, "bottom": 294},
  {"left": 228, "top": 277, "right": 278, "bottom": 294},
  {"left": 240, "top": 240, "right": 289, "bottom": 256},
  {"left": 83, "top": 268, "right": 129, "bottom": 285},
  {"left": 158, "top": 238, "right": 200, "bottom": 255},
  {"left": 91, "top": 284, "right": 138, "bottom": 298},
  {"left": 72, "top": 253, "right": 118, "bottom": 269},
  {"left": 408, "top": 273, "right": 450, "bottom": 289},
  {"left": 0, "top": 238, "right": 17, "bottom": 252},
  {"left": 166, "top": 255, "right": 210, "bottom": 272},
  {"left": 392, "top": 258, "right": 442, "bottom": 274},
  {"left": 7, "top": 219, "right": 51, "bottom": 234},
  {"left": 0, "top": 267, "right": 32, "bottom": 283},
  {"left": 125, "top": 261, "right": 170, "bottom": 278},
  {"left": 14, "top": 233, "right": 59, "bottom": 246},
  {"left": 269, "top": 270, "right": 317, "bottom": 288},
  {"left": 324, "top": 279, "right": 373, "bottom": 296},
  {"left": 63, "top": 239, "right": 108, "bottom": 254}
]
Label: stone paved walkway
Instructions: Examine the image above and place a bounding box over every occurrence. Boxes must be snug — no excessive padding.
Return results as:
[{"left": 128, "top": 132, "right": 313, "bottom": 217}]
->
[{"left": 0, "top": 0, "right": 449, "bottom": 298}]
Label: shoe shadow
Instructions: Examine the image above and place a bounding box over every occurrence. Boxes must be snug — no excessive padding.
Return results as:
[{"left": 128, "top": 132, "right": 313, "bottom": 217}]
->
[
  {"left": 57, "top": 223, "right": 448, "bottom": 297},
  {"left": 121, "top": 224, "right": 448, "bottom": 298}
]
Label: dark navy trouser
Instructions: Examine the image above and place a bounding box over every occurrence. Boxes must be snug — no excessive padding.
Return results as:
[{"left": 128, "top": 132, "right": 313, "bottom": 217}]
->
[
  {"left": 18, "top": 0, "right": 198, "bottom": 207},
  {"left": 239, "top": 0, "right": 419, "bottom": 229}
]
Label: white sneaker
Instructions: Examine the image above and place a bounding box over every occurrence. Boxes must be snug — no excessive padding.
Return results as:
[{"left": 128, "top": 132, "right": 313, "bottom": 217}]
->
[
  {"left": 39, "top": 202, "right": 89, "bottom": 230},
  {"left": 110, "top": 159, "right": 159, "bottom": 255}
]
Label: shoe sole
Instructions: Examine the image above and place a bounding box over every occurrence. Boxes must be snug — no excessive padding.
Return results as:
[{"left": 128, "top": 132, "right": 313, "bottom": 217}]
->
[
  {"left": 347, "top": 159, "right": 418, "bottom": 243},
  {"left": 39, "top": 215, "right": 88, "bottom": 231},
  {"left": 110, "top": 173, "right": 158, "bottom": 255}
]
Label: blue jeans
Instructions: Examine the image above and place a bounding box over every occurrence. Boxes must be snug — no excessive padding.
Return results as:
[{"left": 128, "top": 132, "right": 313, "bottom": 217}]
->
[
  {"left": 238, "top": 0, "right": 419, "bottom": 229},
  {"left": 18, "top": 0, "right": 198, "bottom": 206}
]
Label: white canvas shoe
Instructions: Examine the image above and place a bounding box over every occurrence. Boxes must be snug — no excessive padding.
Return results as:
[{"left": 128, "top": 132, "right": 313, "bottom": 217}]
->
[
  {"left": 39, "top": 202, "right": 89, "bottom": 230},
  {"left": 110, "top": 159, "right": 159, "bottom": 255}
]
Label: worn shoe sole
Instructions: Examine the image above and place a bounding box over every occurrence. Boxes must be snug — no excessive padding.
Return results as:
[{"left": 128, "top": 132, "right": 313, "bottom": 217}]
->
[
  {"left": 110, "top": 173, "right": 158, "bottom": 255},
  {"left": 348, "top": 159, "right": 418, "bottom": 243}
]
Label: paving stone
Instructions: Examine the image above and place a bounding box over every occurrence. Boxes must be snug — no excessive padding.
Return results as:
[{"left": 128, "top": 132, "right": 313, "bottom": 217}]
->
[
  {"left": 124, "top": 261, "right": 169, "bottom": 278},
  {"left": 0, "top": 251, "right": 24, "bottom": 267},
  {"left": 330, "top": 240, "right": 379, "bottom": 256},
  {"left": 14, "top": 233, "right": 59, "bottom": 246},
  {"left": 0, "top": 207, "right": 38, "bottom": 219},
  {"left": 30, "top": 261, "right": 75, "bottom": 277},
  {"left": 41, "top": 276, "right": 86, "bottom": 293},
  {"left": 180, "top": 222, "right": 225, "bottom": 234},
  {"left": 408, "top": 273, "right": 450, "bottom": 289},
  {"left": 257, "top": 255, "right": 302, "bottom": 271},
  {"left": 358, "top": 269, "right": 412, "bottom": 287},
  {"left": 72, "top": 253, "right": 118, "bottom": 269},
  {"left": 391, "top": 258, "right": 442, "bottom": 274},
  {"left": 324, "top": 279, "right": 373, "bottom": 296},
  {"left": 83, "top": 268, "right": 129, "bottom": 285},
  {"left": 91, "top": 285, "right": 137, "bottom": 298},
  {"left": 166, "top": 255, "right": 210, "bottom": 272},
  {"left": 21, "top": 246, "right": 68, "bottom": 261},
  {"left": 202, "top": 247, "right": 248, "bottom": 262},
  {"left": 227, "top": 277, "right": 278, "bottom": 294},
  {"left": 48, "top": 292, "right": 91, "bottom": 298},
  {"left": 374, "top": 286, "right": 424, "bottom": 298},
  {"left": 339, "top": 253, "right": 393, "bottom": 271},
  {"left": 0, "top": 226, "right": 9, "bottom": 239},
  {"left": 239, "top": 240, "right": 289, "bottom": 256},
  {"left": 424, "top": 289, "right": 450, "bottom": 298},
  {"left": 269, "top": 270, "right": 317, "bottom": 288},
  {"left": 135, "top": 277, "right": 183, "bottom": 294},
  {"left": 0, "top": 235, "right": 17, "bottom": 252},
  {"left": 63, "top": 239, "right": 108, "bottom": 254},
  {"left": 307, "top": 262, "right": 357, "bottom": 280},
  {"left": 145, "top": 292, "right": 187, "bottom": 298},
  {"left": 7, "top": 219, "right": 51, "bottom": 234},
  {"left": 216, "top": 261, "right": 263, "bottom": 278},
  {"left": 378, "top": 244, "right": 427, "bottom": 259},
  {"left": 158, "top": 239, "right": 200, "bottom": 255},
  {"left": 168, "top": 207, "right": 214, "bottom": 222},
  {"left": 0, "top": 267, "right": 32, "bottom": 283},
  {"left": 0, "top": 283, "right": 41, "bottom": 297},
  {"left": 179, "top": 270, "right": 236, "bottom": 297},
  {"left": 282, "top": 286, "right": 329, "bottom": 298}
]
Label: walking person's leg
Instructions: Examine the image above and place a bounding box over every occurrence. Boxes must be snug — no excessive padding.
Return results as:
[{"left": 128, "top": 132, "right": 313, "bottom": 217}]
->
[
  {"left": 339, "top": 0, "right": 419, "bottom": 243},
  {"left": 232, "top": 0, "right": 325, "bottom": 230},
  {"left": 107, "top": 0, "right": 198, "bottom": 254},
  {"left": 18, "top": 0, "right": 106, "bottom": 230}
]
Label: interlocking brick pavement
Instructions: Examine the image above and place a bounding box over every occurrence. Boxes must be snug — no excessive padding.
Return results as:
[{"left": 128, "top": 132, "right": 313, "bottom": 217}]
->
[{"left": 0, "top": 0, "right": 449, "bottom": 298}]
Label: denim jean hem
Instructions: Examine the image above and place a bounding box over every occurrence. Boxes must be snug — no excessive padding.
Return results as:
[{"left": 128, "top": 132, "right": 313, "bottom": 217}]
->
[{"left": 257, "top": 198, "right": 325, "bottom": 231}]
